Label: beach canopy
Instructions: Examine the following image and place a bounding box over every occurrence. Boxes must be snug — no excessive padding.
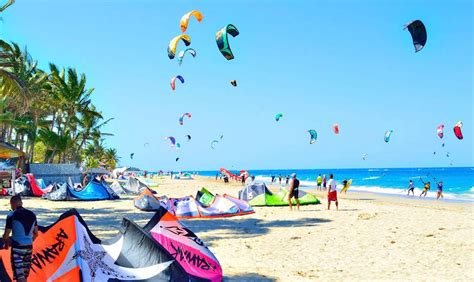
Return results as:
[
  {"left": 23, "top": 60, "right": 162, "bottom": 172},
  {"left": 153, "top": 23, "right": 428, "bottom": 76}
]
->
[
  {"left": 0, "top": 142, "right": 25, "bottom": 159},
  {"left": 0, "top": 208, "right": 222, "bottom": 281},
  {"left": 239, "top": 183, "right": 320, "bottom": 206},
  {"left": 135, "top": 188, "right": 254, "bottom": 218},
  {"left": 43, "top": 179, "right": 119, "bottom": 201}
]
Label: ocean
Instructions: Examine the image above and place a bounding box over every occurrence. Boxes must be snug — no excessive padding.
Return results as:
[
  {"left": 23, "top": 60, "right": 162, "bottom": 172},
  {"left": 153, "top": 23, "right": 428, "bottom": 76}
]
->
[{"left": 198, "top": 167, "right": 474, "bottom": 202}]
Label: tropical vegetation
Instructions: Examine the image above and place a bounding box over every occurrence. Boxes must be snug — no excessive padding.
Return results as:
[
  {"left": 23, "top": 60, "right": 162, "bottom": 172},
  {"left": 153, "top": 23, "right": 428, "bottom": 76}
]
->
[{"left": 0, "top": 40, "right": 119, "bottom": 170}]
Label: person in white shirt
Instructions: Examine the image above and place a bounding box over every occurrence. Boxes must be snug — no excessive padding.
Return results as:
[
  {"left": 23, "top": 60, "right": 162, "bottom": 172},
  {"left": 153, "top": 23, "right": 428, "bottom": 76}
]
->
[{"left": 327, "top": 174, "right": 338, "bottom": 210}]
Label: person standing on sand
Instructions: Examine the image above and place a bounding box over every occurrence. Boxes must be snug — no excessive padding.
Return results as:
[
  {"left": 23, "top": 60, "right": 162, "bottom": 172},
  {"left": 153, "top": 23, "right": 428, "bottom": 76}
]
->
[
  {"left": 288, "top": 173, "right": 300, "bottom": 211},
  {"left": 316, "top": 174, "right": 322, "bottom": 191},
  {"left": 2, "top": 195, "right": 38, "bottom": 282},
  {"left": 436, "top": 181, "right": 444, "bottom": 200},
  {"left": 322, "top": 174, "right": 327, "bottom": 190},
  {"left": 241, "top": 175, "right": 246, "bottom": 185},
  {"left": 278, "top": 175, "right": 282, "bottom": 185},
  {"left": 419, "top": 178, "right": 430, "bottom": 198},
  {"left": 327, "top": 174, "right": 338, "bottom": 210},
  {"left": 285, "top": 175, "right": 289, "bottom": 185},
  {"left": 407, "top": 180, "right": 415, "bottom": 196},
  {"left": 271, "top": 175, "right": 275, "bottom": 183}
]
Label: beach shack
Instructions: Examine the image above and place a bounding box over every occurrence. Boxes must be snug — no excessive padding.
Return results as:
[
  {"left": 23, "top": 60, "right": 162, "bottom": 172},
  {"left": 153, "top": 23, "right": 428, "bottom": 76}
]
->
[{"left": 0, "top": 142, "right": 26, "bottom": 195}]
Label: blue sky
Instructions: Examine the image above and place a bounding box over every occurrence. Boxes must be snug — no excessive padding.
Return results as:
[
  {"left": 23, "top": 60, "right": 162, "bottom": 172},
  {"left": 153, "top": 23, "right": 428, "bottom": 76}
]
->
[{"left": 2, "top": 0, "right": 472, "bottom": 170}]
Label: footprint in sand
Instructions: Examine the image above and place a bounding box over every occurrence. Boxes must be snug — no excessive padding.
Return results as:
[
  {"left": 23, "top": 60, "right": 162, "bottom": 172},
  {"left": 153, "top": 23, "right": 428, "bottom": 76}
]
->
[{"left": 358, "top": 213, "right": 376, "bottom": 220}]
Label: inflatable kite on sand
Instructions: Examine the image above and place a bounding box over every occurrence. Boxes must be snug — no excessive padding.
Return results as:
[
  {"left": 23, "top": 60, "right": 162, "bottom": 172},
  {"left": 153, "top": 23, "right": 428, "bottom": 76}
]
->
[
  {"left": 404, "top": 20, "right": 427, "bottom": 52},
  {"left": 135, "top": 188, "right": 254, "bottom": 219},
  {"left": 216, "top": 24, "right": 239, "bottom": 60},
  {"left": 0, "top": 208, "right": 223, "bottom": 281}
]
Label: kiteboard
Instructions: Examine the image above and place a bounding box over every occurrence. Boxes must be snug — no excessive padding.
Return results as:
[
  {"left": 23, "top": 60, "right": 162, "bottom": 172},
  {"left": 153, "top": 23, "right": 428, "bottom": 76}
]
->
[{"left": 341, "top": 179, "right": 353, "bottom": 193}]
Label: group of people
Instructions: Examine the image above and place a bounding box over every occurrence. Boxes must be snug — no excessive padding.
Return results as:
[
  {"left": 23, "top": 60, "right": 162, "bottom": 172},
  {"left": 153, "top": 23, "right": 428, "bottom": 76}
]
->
[
  {"left": 270, "top": 175, "right": 291, "bottom": 186},
  {"left": 287, "top": 173, "right": 340, "bottom": 211},
  {"left": 407, "top": 177, "right": 444, "bottom": 199}
]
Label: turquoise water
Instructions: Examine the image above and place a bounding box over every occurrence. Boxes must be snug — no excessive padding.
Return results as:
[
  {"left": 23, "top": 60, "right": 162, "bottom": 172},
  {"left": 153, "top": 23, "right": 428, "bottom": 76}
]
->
[{"left": 198, "top": 167, "right": 474, "bottom": 201}]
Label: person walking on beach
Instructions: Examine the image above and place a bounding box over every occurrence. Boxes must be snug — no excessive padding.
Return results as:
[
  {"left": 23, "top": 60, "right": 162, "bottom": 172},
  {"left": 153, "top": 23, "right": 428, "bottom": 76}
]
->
[
  {"left": 327, "top": 174, "right": 338, "bottom": 210},
  {"left": 2, "top": 195, "right": 38, "bottom": 282},
  {"left": 407, "top": 180, "right": 415, "bottom": 196},
  {"left": 419, "top": 178, "right": 430, "bottom": 198},
  {"left": 322, "top": 174, "right": 327, "bottom": 190},
  {"left": 271, "top": 175, "right": 275, "bottom": 183},
  {"left": 285, "top": 175, "right": 289, "bottom": 185},
  {"left": 241, "top": 175, "right": 246, "bottom": 186},
  {"left": 436, "top": 181, "right": 444, "bottom": 200},
  {"left": 288, "top": 173, "right": 300, "bottom": 211},
  {"left": 316, "top": 174, "right": 322, "bottom": 191},
  {"left": 278, "top": 175, "right": 282, "bottom": 185}
]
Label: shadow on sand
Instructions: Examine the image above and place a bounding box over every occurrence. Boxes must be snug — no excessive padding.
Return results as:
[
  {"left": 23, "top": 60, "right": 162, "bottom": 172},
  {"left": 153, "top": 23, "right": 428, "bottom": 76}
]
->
[
  {"left": 224, "top": 273, "right": 277, "bottom": 281},
  {"left": 182, "top": 216, "right": 331, "bottom": 242}
]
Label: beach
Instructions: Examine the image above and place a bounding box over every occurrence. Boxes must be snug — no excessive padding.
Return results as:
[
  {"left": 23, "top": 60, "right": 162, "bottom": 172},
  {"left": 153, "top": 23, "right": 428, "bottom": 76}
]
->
[{"left": 1, "top": 176, "right": 473, "bottom": 281}]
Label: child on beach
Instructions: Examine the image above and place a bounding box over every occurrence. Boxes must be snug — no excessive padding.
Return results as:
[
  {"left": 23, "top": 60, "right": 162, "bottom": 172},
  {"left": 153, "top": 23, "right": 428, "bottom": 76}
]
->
[
  {"left": 317, "top": 174, "right": 322, "bottom": 191},
  {"left": 436, "top": 181, "right": 443, "bottom": 200},
  {"left": 327, "top": 174, "right": 338, "bottom": 210},
  {"left": 419, "top": 178, "right": 430, "bottom": 198},
  {"left": 407, "top": 180, "right": 415, "bottom": 196}
]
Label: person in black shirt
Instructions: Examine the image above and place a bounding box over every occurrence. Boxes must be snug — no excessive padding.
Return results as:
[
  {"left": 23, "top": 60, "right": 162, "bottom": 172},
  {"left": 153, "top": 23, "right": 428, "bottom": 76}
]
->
[
  {"left": 2, "top": 195, "right": 38, "bottom": 282},
  {"left": 288, "top": 173, "right": 300, "bottom": 211}
]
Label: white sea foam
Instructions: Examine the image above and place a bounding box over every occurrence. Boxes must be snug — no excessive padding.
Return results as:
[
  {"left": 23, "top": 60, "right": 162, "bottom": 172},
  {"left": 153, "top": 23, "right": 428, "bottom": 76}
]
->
[{"left": 363, "top": 176, "right": 381, "bottom": 180}]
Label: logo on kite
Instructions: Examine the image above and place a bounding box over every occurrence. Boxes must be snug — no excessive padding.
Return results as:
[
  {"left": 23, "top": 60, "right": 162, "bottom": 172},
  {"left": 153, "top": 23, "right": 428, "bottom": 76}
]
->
[
  {"left": 437, "top": 125, "right": 444, "bottom": 139},
  {"left": 180, "top": 10, "right": 203, "bottom": 33},
  {"left": 171, "top": 75, "right": 185, "bottom": 91},
  {"left": 216, "top": 24, "right": 239, "bottom": 60},
  {"left": 275, "top": 113, "right": 283, "bottom": 122},
  {"left": 230, "top": 80, "right": 237, "bottom": 87},
  {"left": 404, "top": 20, "right": 427, "bottom": 52},
  {"left": 179, "top": 113, "right": 192, "bottom": 125},
  {"left": 333, "top": 123, "right": 339, "bottom": 135},
  {"left": 168, "top": 34, "right": 191, "bottom": 59},
  {"left": 308, "top": 129, "right": 317, "bottom": 144},
  {"left": 453, "top": 121, "right": 463, "bottom": 140},
  {"left": 384, "top": 130, "right": 393, "bottom": 143}
]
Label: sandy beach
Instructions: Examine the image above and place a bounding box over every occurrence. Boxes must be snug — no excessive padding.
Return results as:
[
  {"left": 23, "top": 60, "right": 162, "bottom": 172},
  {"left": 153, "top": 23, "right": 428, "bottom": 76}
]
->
[{"left": 0, "top": 176, "right": 472, "bottom": 281}]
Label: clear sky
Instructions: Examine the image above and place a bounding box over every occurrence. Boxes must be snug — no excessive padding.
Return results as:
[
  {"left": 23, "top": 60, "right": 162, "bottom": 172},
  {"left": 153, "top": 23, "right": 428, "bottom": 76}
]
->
[{"left": 2, "top": 0, "right": 472, "bottom": 170}]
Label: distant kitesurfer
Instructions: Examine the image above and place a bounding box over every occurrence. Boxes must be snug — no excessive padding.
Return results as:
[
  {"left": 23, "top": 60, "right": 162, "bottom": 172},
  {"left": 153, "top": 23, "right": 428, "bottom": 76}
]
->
[
  {"left": 419, "top": 178, "right": 430, "bottom": 198},
  {"left": 407, "top": 180, "right": 415, "bottom": 196}
]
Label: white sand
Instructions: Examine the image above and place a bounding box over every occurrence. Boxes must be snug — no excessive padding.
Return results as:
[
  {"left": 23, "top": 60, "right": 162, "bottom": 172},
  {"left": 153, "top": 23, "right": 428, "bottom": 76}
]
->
[{"left": 1, "top": 176, "right": 472, "bottom": 281}]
